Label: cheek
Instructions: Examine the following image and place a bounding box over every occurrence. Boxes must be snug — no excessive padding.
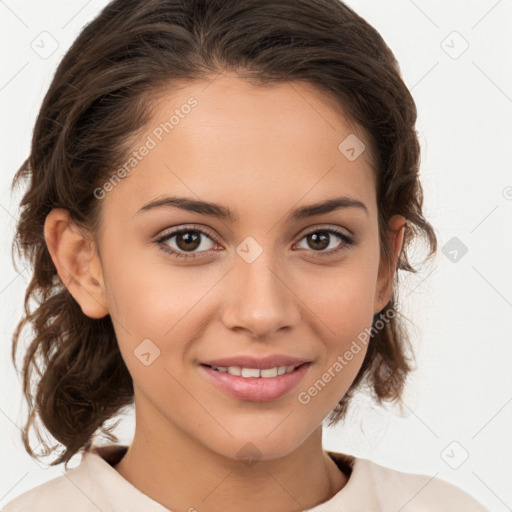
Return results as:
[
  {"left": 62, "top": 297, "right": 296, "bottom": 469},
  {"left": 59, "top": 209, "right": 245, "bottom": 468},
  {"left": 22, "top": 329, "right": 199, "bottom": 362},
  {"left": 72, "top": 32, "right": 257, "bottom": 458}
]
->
[
  {"left": 293, "top": 260, "right": 378, "bottom": 402},
  {"left": 102, "top": 246, "right": 220, "bottom": 380},
  {"left": 298, "top": 258, "right": 378, "bottom": 334},
  {"left": 101, "top": 231, "right": 207, "bottom": 332}
]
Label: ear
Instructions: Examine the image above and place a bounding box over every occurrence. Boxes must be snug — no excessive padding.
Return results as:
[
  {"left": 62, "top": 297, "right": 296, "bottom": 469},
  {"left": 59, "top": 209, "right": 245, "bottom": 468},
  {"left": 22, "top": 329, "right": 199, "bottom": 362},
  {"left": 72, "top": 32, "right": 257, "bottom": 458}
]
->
[
  {"left": 374, "top": 214, "right": 406, "bottom": 314},
  {"left": 44, "top": 208, "right": 109, "bottom": 319}
]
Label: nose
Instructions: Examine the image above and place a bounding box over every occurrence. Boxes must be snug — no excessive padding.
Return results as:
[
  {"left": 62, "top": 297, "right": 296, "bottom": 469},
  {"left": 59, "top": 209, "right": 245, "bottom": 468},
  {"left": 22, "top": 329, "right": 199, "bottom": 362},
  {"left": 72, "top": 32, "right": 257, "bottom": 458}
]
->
[{"left": 220, "top": 250, "right": 301, "bottom": 339}]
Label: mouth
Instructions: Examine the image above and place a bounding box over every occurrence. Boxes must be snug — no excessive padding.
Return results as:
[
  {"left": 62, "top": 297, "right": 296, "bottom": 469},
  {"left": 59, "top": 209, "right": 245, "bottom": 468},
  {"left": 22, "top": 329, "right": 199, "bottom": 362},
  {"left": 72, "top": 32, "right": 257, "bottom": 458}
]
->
[
  {"left": 202, "top": 363, "right": 304, "bottom": 378},
  {"left": 199, "top": 362, "right": 311, "bottom": 402}
]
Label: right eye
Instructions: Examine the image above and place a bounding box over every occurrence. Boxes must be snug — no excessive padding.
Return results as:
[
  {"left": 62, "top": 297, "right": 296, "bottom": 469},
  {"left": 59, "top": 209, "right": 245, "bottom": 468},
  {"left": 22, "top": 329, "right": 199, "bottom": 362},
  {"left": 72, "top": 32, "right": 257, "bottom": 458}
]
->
[{"left": 155, "top": 225, "right": 221, "bottom": 260}]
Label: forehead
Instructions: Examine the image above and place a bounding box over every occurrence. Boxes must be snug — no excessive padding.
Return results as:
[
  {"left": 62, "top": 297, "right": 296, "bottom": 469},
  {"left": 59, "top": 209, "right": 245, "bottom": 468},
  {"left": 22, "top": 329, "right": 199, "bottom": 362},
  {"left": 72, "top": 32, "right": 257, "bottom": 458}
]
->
[{"left": 102, "top": 74, "right": 377, "bottom": 223}]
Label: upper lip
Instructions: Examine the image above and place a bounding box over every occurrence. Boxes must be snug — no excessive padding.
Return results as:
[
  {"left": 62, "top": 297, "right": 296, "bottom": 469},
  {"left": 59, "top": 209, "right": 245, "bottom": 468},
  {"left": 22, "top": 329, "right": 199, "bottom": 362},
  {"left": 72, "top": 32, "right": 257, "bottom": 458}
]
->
[{"left": 200, "top": 355, "right": 310, "bottom": 369}]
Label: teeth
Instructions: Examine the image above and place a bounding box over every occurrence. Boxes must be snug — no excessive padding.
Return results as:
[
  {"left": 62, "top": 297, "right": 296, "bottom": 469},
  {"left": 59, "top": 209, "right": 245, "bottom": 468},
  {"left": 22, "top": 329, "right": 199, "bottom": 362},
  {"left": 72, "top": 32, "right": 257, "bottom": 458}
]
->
[
  {"left": 211, "top": 365, "right": 299, "bottom": 378},
  {"left": 260, "top": 367, "right": 278, "bottom": 378},
  {"left": 227, "top": 366, "right": 241, "bottom": 376},
  {"left": 241, "top": 368, "right": 260, "bottom": 378}
]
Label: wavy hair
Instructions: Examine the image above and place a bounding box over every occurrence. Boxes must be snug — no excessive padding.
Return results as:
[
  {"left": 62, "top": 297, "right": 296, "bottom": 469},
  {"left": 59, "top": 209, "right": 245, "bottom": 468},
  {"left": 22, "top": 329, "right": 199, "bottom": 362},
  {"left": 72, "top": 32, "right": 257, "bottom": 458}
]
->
[{"left": 11, "top": 0, "right": 437, "bottom": 467}]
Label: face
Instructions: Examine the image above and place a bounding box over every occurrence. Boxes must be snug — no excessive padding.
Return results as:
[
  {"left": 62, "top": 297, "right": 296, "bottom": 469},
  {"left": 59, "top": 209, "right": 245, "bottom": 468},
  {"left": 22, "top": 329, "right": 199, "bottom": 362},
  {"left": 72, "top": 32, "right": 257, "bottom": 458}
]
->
[{"left": 58, "top": 73, "right": 403, "bottom": 462}]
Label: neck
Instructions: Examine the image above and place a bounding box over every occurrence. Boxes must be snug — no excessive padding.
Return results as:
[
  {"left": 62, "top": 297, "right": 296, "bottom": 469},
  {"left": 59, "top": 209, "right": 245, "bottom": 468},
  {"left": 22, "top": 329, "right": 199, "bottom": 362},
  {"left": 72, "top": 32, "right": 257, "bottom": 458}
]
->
[{"left": 113, "top": 407, "right": 348, "bottom": 512}]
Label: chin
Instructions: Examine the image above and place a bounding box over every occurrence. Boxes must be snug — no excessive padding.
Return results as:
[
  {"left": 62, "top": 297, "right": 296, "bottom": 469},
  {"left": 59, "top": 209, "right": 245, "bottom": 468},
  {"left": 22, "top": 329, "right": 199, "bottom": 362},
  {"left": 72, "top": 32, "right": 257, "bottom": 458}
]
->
[{"left": 204, "top": 427, "right": 312, "bottom": 465}]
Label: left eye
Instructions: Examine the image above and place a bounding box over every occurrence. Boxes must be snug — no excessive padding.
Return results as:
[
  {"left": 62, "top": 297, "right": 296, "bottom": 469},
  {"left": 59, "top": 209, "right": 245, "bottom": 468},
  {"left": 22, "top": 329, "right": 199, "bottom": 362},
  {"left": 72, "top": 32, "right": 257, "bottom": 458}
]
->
[{"left": 295, "top": 229, "right": 351, "bottom": 253}]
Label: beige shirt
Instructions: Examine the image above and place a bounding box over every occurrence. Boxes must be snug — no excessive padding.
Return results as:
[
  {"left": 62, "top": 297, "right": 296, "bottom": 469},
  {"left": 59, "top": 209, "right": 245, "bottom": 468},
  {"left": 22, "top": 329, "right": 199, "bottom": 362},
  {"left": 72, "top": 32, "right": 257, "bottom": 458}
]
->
[{"left": 2, "top": 444, "right": 489, "bottom": 511}]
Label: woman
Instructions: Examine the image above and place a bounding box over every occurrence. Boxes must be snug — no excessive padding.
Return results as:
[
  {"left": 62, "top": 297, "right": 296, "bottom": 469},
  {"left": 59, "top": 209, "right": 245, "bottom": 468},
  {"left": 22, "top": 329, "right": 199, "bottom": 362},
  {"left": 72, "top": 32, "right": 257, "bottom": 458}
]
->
[{"left": 5, "top": 0, "right": 488, "bottom": 510}]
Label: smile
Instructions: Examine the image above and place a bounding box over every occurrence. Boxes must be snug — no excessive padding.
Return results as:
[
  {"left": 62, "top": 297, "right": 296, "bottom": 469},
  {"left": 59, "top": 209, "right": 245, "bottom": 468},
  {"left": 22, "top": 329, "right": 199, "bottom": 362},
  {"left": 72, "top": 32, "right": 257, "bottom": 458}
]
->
[
  {"left": 205, "top": 364, "right": 299, "bottom": 378},
  {"left": 199, "top": 362, "right": 311, "bottom": 402}
]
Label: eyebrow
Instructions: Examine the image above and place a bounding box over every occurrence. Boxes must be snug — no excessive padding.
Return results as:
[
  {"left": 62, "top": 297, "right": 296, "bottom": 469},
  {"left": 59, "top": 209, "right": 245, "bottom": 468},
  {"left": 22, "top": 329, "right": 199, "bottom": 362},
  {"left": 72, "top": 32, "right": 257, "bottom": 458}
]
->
[{"left": 137, "top": 195, "right": 369, "bottom": 222}]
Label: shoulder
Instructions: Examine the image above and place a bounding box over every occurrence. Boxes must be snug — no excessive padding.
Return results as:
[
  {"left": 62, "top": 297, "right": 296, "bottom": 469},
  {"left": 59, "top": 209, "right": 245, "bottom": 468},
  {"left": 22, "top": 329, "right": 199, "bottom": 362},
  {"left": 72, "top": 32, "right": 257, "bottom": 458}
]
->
[
  {"left": 1, "top": 457, "right": 111, "bottom": 512},
  {"left": 354, "top": 456, "right": 489, "bottom": 511}
]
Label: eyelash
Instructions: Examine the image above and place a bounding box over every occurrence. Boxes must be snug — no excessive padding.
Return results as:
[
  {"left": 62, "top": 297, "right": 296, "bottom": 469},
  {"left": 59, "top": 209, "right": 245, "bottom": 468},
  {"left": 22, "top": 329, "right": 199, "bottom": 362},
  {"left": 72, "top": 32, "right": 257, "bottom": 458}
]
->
[{"left": 155, "top": 224, "right": 356, "bottom": 261}]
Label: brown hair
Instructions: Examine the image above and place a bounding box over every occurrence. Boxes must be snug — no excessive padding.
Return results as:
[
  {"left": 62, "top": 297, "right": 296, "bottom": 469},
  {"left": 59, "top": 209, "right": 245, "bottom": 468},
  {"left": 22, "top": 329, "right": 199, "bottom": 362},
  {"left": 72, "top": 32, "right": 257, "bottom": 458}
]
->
[{"left": 11, "top": 0, "right": 437, "bottom": 468}]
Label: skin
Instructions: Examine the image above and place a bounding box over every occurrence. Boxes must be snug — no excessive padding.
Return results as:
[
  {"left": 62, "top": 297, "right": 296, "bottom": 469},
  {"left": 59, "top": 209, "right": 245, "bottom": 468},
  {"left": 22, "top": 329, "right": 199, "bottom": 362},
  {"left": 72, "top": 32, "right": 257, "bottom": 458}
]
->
[{"left": 44, "top": 73, "right": 405, "bottom": 512}]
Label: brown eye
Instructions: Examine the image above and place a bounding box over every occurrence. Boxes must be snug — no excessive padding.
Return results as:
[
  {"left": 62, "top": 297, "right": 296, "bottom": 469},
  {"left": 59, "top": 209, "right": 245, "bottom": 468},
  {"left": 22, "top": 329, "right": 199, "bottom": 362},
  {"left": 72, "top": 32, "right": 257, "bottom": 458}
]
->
[
  {"left": 295, "top": 228, "right": 355, "bottom": 257},
  {"left": 156, "top": 226, "right": 219, "bottom": 260},
  {"left": 174, "top": 231, "right": 202, "bottom": 252},
  {"left": 304, "top": 231, "right": 331, "bottom": 251}
]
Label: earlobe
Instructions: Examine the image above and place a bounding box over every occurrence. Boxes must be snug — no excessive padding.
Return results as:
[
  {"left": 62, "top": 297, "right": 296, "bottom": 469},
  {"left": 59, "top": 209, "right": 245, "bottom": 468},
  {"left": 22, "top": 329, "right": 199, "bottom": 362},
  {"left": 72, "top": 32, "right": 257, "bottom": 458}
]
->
[
  {"left": 374, "top": 215, "right": 406, "bottom": 314},
  {"left": 44, "top": 208, "right": 109, "bottom": 319}
]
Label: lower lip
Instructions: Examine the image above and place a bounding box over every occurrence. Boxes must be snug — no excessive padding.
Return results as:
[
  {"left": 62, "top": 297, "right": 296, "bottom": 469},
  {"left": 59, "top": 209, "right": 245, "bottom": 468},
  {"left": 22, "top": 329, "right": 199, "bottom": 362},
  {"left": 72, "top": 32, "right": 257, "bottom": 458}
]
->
[{"left": 199, "top": 363, "right": 311, "bottom": 402}]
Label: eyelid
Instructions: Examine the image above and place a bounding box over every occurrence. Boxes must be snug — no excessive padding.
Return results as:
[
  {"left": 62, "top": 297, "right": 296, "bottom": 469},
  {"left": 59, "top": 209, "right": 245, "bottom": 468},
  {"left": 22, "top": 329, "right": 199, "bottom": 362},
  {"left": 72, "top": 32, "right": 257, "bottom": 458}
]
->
[
  {"left": 155, "top": 223, "right": 352, "bottom": 244},
  {"left": 294, "top": 223, "right": 353, "bottom": 240},
  {"left": 155, "top": 223, "right": 218, "bottom": 241}
]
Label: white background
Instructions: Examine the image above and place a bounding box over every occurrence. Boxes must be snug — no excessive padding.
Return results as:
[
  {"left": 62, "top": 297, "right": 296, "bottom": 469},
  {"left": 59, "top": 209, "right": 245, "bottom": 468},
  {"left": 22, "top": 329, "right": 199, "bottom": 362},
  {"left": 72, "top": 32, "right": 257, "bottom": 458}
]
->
[{"left": 1, "top": 1, "right": 511, "bottom": 510}]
